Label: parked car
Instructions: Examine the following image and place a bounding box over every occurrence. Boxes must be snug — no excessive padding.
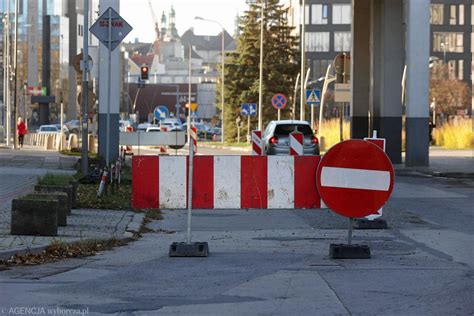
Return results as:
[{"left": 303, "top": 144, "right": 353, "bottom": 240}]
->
[
  {"left": 209, "top": 126, "right": 222, "bottom": 141},
  {"left": 137, "top": 123, "right": 157, "bottom": 132},
  {"left": 64, "top": 120, "right": 80, "bottom": 133},
  {"left": 262, "top": 120, "right": 320, "bottom": 155},
  {"left": 160, "top": 118, "right": 183, "bottom": 132},
  {"left": 145, "top": 126, "right": 162, "bottom": 132},
  {"left": 182, "top": 123, "right": 210, "bottom": 139},
  {"left": 37, "top": 125, "right": 60, "bottom": 134},
  {"left": 119, "top": 120, "right": 133, "bottom": 132},
  {"left": 53, "top": 124, "right": 70, "bottom": 138}
]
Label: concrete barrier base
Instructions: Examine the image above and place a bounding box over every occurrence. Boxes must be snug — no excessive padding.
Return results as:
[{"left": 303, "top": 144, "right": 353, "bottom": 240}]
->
[
  {"left": 329, "top": 244, "right": 371, "bottom": 259},
  {"left": 169, "top": 242, "right": 209, "bottom": 257}
]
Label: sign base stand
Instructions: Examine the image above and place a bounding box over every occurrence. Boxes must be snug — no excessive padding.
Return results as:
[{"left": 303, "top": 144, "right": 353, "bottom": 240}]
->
[
  {"left": 353, "top": 218, "right": 388, "bottom": 229},
  {"left": 329, "top": 218, "right": 371, "bottom": 259},
  {"left": 169, "top": 242, "right": 209, "bottom": 257},
  {"left": 329, "top": 243, "right": 371, "bottom": 259}
]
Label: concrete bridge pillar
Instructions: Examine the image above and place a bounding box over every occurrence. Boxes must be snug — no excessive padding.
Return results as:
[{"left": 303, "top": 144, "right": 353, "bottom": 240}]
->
[{"left": 405, "top": 0, "right": 430, "bottom": 166}]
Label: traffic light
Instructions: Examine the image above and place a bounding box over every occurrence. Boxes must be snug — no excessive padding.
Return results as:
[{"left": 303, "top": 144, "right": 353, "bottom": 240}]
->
[{"left": 140, "top": 65, "right": 149, "bottom": 80}]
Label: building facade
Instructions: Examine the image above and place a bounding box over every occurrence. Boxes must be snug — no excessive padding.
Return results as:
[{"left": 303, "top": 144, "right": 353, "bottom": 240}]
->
[{"left": 286, "top": 0, "right": 472, "bottom": 96}]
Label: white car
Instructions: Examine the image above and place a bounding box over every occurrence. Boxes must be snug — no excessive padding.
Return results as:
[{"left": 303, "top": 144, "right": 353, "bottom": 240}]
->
[
  {"left": 119, "top": 120, "right": 132, "bottom": 132},
  {"left": 37, "top": 125, "right": 60, "bottom": 134},
  {"left": 160, "top": 119, "right": 183, "bottom": 132},
  {"left": 145, "top": 126, "right": 161, "bottom": 132}
]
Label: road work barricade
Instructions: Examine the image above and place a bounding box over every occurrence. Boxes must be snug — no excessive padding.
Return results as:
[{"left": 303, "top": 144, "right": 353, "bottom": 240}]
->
[{"left": 132, "top": 155, "right": 326, "bottom": 210}]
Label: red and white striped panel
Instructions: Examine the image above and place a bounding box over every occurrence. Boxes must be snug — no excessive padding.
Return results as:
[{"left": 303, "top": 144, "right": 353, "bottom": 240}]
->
[
  {"left": 132, "top": 155, "right": 325, "bottom": 210},
  {"left": 289, "top": 131, "right": 304, "bottom": 156},
  {"left": 252, "top": 131, "right": 263, "bottom": 156},
  {"left": 190, "top": 126, "right": 198, "bottom": 153},
  {"left": 363, "top": 137, "right": 387, "bottom": 220}
]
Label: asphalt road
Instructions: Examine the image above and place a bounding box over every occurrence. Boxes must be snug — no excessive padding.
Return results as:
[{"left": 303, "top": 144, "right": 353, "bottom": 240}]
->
[{"left": 0, "top": 173, "right": 472, "bottom": 315}]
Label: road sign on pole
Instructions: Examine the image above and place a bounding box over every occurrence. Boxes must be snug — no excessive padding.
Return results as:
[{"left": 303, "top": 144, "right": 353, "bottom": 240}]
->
[
  {"left": 316, "top": 140, "right": 394, "bottom": 218},
  {"left": 271, "top": 94, "right": 288, "bottom": 110},
  {"left": 241, "top": 103, "right": 257, "bottom": 117},
  {"left": 241, "top": 103, "right": 250, "bottom": 116},
  {"left": 306, "top": 89, "right": 321, "bottom": 105},
  {"left": 90, "top": 7, "right": 132, "bottom": 167},
  {"left": 90, "top": 7, "right": 132, "bottom": 51},
  {"left": 153, "top": 105, "right": 169, "bottom": 121}
]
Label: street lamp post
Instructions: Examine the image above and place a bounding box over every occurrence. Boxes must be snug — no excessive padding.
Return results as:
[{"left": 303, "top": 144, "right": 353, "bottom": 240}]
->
[
  {"left": 300, "top": 0, "right": 306, "bottom": 121},
  {"left": 13, "top": 0, "right": 19, "bottom": 149},
  {"left": 195, "top": 16, "right": 225, "bottom": 143},
  {"left": 2, "top": 11, "right": 11, "bottom": 147}
]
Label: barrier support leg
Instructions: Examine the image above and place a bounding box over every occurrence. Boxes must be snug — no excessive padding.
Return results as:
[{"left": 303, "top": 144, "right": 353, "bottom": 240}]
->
[{"left": 329, "top": 217, "right": 371, "bottom": 259}]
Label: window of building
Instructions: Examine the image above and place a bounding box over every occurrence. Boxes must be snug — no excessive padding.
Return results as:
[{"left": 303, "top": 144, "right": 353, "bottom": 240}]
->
[
  {"left": 313, "top": 59, "right": 331, "bottom": 79},
  {"left": 471, "top": 33, "right": 474, "bottom": 53},
  {"left": 334, "top": 32, "right": 351, "bottom": 52},
  {"left": 458, "top": 60, "right": 464, "bottom": 80},
  {"left": 459, "top": 5, "right": 464, "bottom": 25},
  {"left": 430, "top": 4, "right": 444, "bottom": 25},
  {"left": 311, "top": 4, "right": 328, "bottom": 25},
  {"left": 305, "top": 32, "right": 330, "bottom": 52},
  {"left": 333, "top": 4, "right": 351, "bottom": 24},
  {"left": 450, "top": 5, "right": 456, "bottom": 25},
  {"left": 448, "top": 60, "right": 456, "bottom": 79},
  {"left": 433, "top": 32, "right": 464, "bottom": 53},
  {"left": 305, "top": 4, "right": 310, "bottom": 25},
  {"left": 472, "top": 5, "right": 474, "bottom": 25}
]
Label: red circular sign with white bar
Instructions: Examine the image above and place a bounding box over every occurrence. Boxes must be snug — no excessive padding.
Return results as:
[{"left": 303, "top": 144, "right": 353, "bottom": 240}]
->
[{"left": 316, "top": 140, "right": 394, "bottom": 218}]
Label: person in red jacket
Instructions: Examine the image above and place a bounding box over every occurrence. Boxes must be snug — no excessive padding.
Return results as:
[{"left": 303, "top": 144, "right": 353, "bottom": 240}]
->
[{"left": 17, "top": 117, "right": 27, "bottom": 148}]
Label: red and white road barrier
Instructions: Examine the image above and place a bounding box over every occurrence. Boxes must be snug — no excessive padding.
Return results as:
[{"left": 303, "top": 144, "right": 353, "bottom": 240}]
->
[
  {"left": 289, "top": 131, "right": 304, "bottom": 156},
  {"left": 252, "top": 131, "right": 263, "bottom": 156},
  {"left": 190, "top": 126, "right": 198, "bottom": 154},
  {"left": 97, "top": 169, "right": 109, "bottom": 197},
  {"left": 132, "top": 155, "right": 326, "bottom": 210}
]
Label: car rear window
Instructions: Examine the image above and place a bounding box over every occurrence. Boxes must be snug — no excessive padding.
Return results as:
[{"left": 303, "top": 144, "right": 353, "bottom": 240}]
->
[{"left": 274, "top": 124, "right": 313, "bottom": 136}]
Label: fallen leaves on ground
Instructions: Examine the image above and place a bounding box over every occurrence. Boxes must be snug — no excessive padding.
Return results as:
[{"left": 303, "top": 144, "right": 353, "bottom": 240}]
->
[{"left": 0, "top": 238, "right": 129, "bottom": 268}]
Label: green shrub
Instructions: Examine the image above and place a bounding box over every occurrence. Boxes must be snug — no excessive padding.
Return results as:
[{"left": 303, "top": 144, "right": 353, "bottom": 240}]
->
[{"left": 38, "top": 173, "right": 74, "bottom": 186}]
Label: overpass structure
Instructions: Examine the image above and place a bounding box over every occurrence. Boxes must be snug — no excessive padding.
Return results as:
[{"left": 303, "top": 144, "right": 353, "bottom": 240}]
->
[{"left": 351, "top": 0, "right": 430, "bottom": 166}]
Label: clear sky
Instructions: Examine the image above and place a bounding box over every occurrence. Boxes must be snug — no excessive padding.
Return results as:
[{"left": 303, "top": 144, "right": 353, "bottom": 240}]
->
[{"left": 120, "top": 0, "right": 249, "bottom": 43}]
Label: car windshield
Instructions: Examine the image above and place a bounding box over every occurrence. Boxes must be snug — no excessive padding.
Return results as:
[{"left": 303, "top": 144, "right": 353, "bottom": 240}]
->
[
  {"left": 274, "top": 124, "right": 313, "bottom": 136},
  {"left": 41, "top": 126, "right": 57, "bottom": 132}
]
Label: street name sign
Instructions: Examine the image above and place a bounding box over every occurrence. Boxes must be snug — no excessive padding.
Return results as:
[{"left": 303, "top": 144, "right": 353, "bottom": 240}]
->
[{"left": 316, "top": 140, "right": 394, "bottom": 218}]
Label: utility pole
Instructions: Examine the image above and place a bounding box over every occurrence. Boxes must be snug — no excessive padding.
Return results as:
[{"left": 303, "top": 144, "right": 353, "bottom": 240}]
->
[
  {"left": 81, "top": 0, "right": 89, "bottom": 174},
  {"left": 299, "top": 0, "right": 306, "bottom": 121},
  {"left": 4, "top": 2, "right": 11, "bottom": 147},
  {"left": 12, "top": 0, "right": 18, "bottom": 149}
]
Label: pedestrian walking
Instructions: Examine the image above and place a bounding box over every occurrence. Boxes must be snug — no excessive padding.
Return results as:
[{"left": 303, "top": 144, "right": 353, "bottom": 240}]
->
[{"left": 17, "top": 117, "right": 27, "bottom": 148}]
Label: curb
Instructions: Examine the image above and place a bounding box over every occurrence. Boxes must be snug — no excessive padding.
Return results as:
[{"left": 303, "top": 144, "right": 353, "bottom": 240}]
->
[
  {"left": 123, "top": 212, "right": 146, "bottom": 238},
  {"left": 0, "top": 211, "right": 146, "bottom": 261},
  {"left": 395, "top": 168, "right": 474, "bottom": 179}
]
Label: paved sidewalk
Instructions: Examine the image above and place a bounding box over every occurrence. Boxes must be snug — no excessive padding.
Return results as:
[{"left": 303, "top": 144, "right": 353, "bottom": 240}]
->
[{"left": 0, "top": 146, "right": 143, "bottom": 260}]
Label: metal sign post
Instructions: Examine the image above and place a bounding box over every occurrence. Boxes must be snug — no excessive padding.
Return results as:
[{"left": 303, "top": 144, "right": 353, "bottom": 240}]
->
[
  {"left": 106, "top": 8, "right": 112, "bottom": 167},
  {"left": 90, "top": 6, "right": 132, "bottom": 167},
  {"left": 81, "top": 0, "right": 89, "bottom": 175}
]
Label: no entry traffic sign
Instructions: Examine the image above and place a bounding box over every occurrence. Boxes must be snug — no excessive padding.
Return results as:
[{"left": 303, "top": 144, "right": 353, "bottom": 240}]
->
[{"left": 316, "top": 140, "right": 394, "bottom": 218}]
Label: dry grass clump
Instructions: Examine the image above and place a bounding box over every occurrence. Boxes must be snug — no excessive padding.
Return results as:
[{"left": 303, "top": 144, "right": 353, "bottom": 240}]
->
[{"left": 433, "top": 118, "right": 473, "bottom": 149}]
